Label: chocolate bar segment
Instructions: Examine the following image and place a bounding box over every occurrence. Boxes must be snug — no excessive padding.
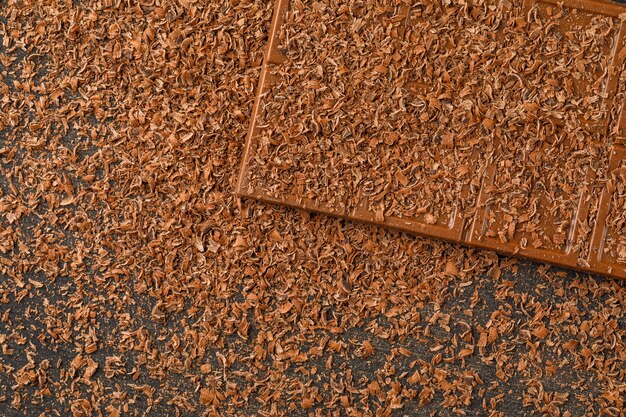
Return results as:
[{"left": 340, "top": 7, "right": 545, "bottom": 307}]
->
[{"left": 237, "top": 0, "right": 626, "bottom": 279}]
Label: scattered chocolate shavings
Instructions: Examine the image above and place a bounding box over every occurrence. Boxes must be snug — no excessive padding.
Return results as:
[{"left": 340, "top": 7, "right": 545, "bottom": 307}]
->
[{"left": 1, "top": 0, "right": 626, "bottom": 416}]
